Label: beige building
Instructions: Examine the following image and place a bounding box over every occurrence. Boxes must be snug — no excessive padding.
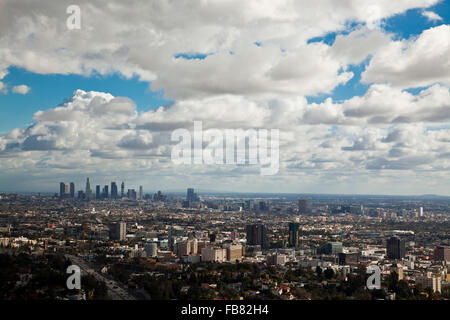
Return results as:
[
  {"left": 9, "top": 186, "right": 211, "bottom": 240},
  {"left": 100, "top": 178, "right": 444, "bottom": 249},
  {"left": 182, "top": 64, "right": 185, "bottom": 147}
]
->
[
  {"left": 226, "top": 244, "right": 243, "bottom": 262},
  {"left": 201, "top": 247, "right": 227, "bottom": 262},
  {"left": 177, "top": 239, "right": 198, "bottom": 257},
  {"left": 416, "top": 272, "right": 441, "bottom": 293}
]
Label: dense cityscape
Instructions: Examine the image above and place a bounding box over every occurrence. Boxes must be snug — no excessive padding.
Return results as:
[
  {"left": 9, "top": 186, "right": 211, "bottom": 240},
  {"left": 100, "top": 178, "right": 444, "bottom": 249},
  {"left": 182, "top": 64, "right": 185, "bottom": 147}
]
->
[{"left": 0, "top": 178, "right": 449, "bottom": 300}]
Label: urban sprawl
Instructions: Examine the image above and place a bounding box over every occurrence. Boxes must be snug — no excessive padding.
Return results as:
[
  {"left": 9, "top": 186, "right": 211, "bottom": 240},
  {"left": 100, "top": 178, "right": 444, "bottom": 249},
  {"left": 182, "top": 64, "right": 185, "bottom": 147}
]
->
[{"left": 0, "top": 178, "right": 449, "bottom": 300}]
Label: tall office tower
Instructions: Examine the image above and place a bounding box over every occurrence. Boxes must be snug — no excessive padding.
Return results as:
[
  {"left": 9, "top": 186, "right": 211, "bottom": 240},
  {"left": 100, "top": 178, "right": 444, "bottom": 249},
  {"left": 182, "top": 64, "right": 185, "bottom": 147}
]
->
[
  {"left": 298, "top": 198, "right": 310, "bottom": 214},
  {"left": 258, "top": 201, "right": 268, "bottom": 211},
  {"left": 103, "top": 185, "right": 109, "bottom": 199},
  {"left": 121, "top": 182, "right": 125, "bottom": 198},
  {"left": 59, "top": 182, "right": 69, "bottom": 198},
  {"left": 111, "top": 182, "right": 118, "bottom": 199},
  {"left": 288, "top": 222, "right": 301, "bottom": 247},
  {"left": 139, "top": 186, "right": 143, "bottom": 200},
  {"left": 387, "top": 237, "right": 406, "bottom": 260},
  {"left": 187, "top": 188, "right": 199, "bottom": 202},
  {"left": 96, "top": 185, "right": 101, "bottom": 199},
  {"left": 246, "top": 224, "right": 267, "bottom": 249},
  {"left": 127, "top": 189, "right": 137, "bottom": 200},
  {"left": 85, "top": 177, "right": 93, "bottom": 200},
  {"left": 434, "top": 246, "right": 450, "bottom": 262},
  {"left": 419, "top": 207, "right": 424, "bottom": 217},
  {"left": 109, "top": 222, "right": 127, "bottom": 241},
  {"left": 69, "top": 182, "right": 75, "bottom": 198}
]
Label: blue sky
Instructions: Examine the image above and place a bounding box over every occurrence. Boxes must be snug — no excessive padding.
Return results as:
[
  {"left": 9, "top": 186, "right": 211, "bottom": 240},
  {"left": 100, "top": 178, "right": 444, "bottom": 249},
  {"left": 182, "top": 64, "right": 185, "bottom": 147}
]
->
[
  {"left": 0, "top": 67, "right": 171, "bottom": 133},
  {"left": 0, "top": 4, "right": 448, "bottom": 134}
]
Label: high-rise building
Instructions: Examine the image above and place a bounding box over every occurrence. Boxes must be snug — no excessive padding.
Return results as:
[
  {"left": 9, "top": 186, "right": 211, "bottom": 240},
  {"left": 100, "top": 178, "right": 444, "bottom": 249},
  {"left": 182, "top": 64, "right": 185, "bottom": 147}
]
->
[
  {"left": 187, "top": 188, "right": 199, "bottom": 202},
  {"left": 69, "top": 182, "right": 75, "bottom": 198},
  {"left": 59, "top": 182, "right": 69, "bottom": 198},
  {"left": 225, "top": 244, "right": 243, "bottom": 262},
  {"left": 121, "top": 181, "right": 125, "bottom": 198},
  {"left": 288, "top": 222, "right": 301, "bottom": 247},
  {"left": 434, "top": 246, "right": 450, "bottom": 262},
  {"left": 416, "top": 272, "right": 441, "bottom": 293},
  {"left": 201, "top": 247, "right": 226, "bottom": 262},
  {"left": 419, "top": 207, "right": 424, "bottom": 217},
  {"left": 177, "top": 239, "right": 198, "bottom": 257},
  {"left": 103, "top": 185, "right": 109, "bottom": 199},
  {"left": 258, "top": 201, "right": 268, "bottom": 211},
  {"left": 111, "top": 182, "right": 118, "bottom": 199},
  {"left": 338, "top": 252, "right": 359, "bottom": 265},
  {"left": 318, "top": 242, "right": 343, "bottom": 255},
  {"left": 139, "top": 186, "right": 143, "bottom": 200},
  {"left": 127, "top": 189, "right": 137, "bottom": 200},
  {"left": 298, "top": 198, "right": 310, "bottom": 214},
  {"left": 85, "top": 178, "right": 93, "bottom": 200},
  {"left": 96, "top": 185, "right": 101, "bottom": 199},
  {"left": 246, "top": 224, "right": 267, "bottom": 249},
  {"left": 109, "top": 222, "right": 126, "bottom": 241},
  {"left": 387, "top": 237, "right": 406, "bottom": 260}
]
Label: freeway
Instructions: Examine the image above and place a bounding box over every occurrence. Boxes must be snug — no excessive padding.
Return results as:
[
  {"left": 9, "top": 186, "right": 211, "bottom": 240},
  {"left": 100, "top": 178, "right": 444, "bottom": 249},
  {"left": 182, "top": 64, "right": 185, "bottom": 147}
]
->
[{"left": 65, "top": 254, "right": 136, "bottom": 300}]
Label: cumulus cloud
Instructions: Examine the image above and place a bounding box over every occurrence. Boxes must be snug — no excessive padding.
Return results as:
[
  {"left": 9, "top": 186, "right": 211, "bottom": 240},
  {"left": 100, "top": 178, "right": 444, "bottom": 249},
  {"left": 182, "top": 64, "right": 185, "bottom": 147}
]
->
[
  {"left": 422, "top": 10, "right": 443, "bottom": 22},
  {"left": 362, "top": 25, "right": 450, "bottom": 88},
  {"left": 0, "top": 0, "right": 442, "bottom": 99},
  {"left": 11, "top": 84, "right": 30, "bottom": 94},
  {"left": 0, "top": 0, "right": 449, "bottom": 194},
  {"left": 0, "top": 88, "right": 449, "bottom": 194}
]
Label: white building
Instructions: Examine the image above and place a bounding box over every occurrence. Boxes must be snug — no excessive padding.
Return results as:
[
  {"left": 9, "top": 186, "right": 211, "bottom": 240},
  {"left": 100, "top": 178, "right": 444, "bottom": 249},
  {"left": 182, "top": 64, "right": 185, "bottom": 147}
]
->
[{"left": 416, "top": 272, "right": 441, "bottom": 293}]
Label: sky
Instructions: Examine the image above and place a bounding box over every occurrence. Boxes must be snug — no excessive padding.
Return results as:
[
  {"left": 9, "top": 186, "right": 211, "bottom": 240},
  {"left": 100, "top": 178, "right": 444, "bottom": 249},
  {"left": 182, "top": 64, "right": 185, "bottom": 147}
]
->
[{"left": 0, "top": 0, "right": 450, "bottom": 195}]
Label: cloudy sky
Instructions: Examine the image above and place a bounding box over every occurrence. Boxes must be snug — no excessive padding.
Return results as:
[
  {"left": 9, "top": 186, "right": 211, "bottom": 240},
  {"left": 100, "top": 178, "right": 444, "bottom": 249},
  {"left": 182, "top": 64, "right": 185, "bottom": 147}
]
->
[{"left": 0, "top": 0, "right": 450, "bottom": 195}]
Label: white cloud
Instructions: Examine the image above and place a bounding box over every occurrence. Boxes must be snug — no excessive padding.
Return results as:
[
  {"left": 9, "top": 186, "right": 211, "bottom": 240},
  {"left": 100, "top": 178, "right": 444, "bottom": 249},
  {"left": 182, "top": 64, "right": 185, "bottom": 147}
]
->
[
  {"left": 422, "top": 10, "right": 443, "bottom": 21},
  {"left": 362, "top": 25, "right": 450, "bottom": 89},
  {"left": 0, "top": 88, "right": 449, "bottom": 193},
  {"left": 0, "top": 81, "right": 6, "bottom": 94},
  {"left": 12, "top": 84, "right": 30, "bottom": 95},
  {"left": 0, "top": 0, "right": 449, "bottom": 194},
  {"left": 0, "top": 0, "right": 441, "bottom": 99}
]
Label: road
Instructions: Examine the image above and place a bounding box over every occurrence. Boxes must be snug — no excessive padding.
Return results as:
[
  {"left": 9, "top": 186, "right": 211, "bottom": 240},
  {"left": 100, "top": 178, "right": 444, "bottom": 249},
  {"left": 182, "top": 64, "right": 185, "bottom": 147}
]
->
[{"left": 66, "top": 254, "right": 136, "bottom": 300}]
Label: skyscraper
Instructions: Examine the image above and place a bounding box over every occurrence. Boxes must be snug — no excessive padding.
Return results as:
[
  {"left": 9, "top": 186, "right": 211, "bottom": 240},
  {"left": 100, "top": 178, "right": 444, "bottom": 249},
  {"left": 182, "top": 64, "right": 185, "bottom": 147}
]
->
[
  {"left": 85, "top": 178, "right": 93, "bottom": 200},
  {"left": 69, "top": 182, "right": 75, "bottom": 198},
  {"left": 109, "top": 222, "right": 127, "bottom": 241},
  {"left": 96, "top": 185, "right": 101, "bottom": 199},
  {"left": 298, "top": 198, "right": 310, "bottom": 214},
  {"left": 434, "top": 246, "right": 450, "bottom": 262},
  {"left": 139, "top": 185, "right": 143, "bottom": 200},
  {"left": 246, "top": 224, "right": 267, "bottom": 249},
  {"left": 187, "top": 188, "right": 199, "bottom": 202},
  {"left": 111, "top": 182, "right": 118, "bottom": 199},
  {"left": 387, "top": 237, "right": 406, "bottom": 260},
  {"left": 288, "top": 222, "right": 300, "bottom": 247},
  {"left": 103, "top": 185, "right": 109, "bottom": 199},
  {"left": 59, "top": 182, "right": 69, "bottom": 198},
  {"left": 121, "top": 181, "right": 125, "bottom": 198}
]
